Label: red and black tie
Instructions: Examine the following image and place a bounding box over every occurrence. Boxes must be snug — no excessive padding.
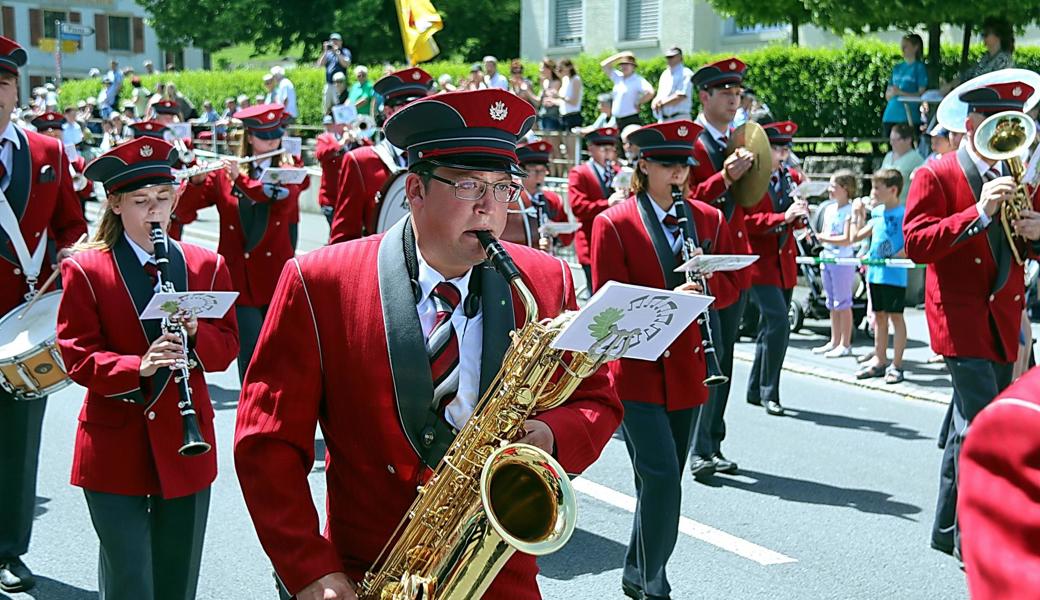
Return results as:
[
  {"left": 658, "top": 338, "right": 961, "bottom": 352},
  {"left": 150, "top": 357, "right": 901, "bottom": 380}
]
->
[
  {"left": 427, "top": 281, "right": 461, "bottom": 413},
  {"left": 143, "top": 261, "right": 160, "bottom": 290}
]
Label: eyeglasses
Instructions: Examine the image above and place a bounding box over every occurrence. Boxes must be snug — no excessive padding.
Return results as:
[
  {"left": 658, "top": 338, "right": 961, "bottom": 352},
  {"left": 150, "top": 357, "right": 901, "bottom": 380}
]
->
[{"left": 427, "top": 173, "right": 522, "bottom": 203}]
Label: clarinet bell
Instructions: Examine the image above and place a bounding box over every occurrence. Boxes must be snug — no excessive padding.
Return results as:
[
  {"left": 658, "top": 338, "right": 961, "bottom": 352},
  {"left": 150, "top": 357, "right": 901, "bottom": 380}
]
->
[{"left": 179, "top": 424, "right": 212, "bottom": 457}]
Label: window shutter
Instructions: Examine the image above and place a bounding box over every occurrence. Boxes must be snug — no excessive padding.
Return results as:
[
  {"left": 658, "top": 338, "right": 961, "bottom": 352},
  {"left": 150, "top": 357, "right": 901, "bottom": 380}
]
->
[
  {"left": 132, "top": 17, "right": 144, "bottom": 54},
  {"left": 69, "top": 12, "right": 83, "bottom": 49},
  {"left": 94, "top": 13, "right": 107, "bottom": 51},
  {"left": 29, "top": 9, "right": 42, "bottom": 47},
  {"left": 553, "top": 0, "right": 582, "bottom": 47},
  {"left": 2, "top": 6, "right": 15, "bottom": 40},
  {"left": 623, "top": 0, "right": 659, "bottom": 41}
]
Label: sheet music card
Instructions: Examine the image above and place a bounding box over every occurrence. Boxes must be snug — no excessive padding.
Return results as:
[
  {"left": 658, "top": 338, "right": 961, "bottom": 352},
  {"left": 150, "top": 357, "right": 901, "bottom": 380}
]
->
[
  {"left": 675, "top": 254, "right": 759, "bottom": 275},
  {"left": 141, "top": 291, "right": 239, "bottom": 320}
]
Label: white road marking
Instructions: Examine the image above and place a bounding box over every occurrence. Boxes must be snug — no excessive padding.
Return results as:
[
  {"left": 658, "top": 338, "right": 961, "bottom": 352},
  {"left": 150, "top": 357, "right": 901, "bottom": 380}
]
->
[{"left": 572, "top": 477, "right": 798, "bottom": 566}]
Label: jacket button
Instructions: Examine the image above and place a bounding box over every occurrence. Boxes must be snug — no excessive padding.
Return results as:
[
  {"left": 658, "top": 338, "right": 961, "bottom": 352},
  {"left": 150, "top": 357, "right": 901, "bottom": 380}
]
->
[
  {"left": 13, "top": 268, "right": 20, "bottom": 275},
  {"left": 736, "top": 231, "right": 743, "bottom": 238},
  {"left": 387, "top": 465, "right": 396, "bottom": 474},
  {"left": 1015, "top": 294, "right": 1021, "bottom": 301},
  {"left": 147, "top": 411, "right": 156, "bottom": 420},
  {"left": 663, "top": 350, "right": 671, "bottom": 358},
  {"left": 34, "top": 231, "right": 40, "bottom": 238},
  {"left": 974, "top": 258, "right": 981, "bottom": 264},
  {"left": 421, "top": 426, "right": 436, "bottom": 447},
  {"left": 244, "top": 252, "right": 250, "bottom": 259},
  {"left": 266, "top": 251, "right": 272, "bottom": 257},
  {"left": 694, "top": 346, "right": 701, "bottom": 353},
  {"left": 989, "top": 294, "right": 995, "bottom": 302},
  {"left": 276, "top": 221, "right": 281, "bottom": 226},
  {"left": 229, "top": 224, "right": 235, "bottom": 230}
]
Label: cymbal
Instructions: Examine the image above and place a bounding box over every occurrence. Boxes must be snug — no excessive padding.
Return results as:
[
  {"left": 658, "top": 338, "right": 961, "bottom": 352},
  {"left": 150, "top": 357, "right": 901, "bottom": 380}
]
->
[{"left": 726, "top": 121, "right": 772, "bottom": 207}]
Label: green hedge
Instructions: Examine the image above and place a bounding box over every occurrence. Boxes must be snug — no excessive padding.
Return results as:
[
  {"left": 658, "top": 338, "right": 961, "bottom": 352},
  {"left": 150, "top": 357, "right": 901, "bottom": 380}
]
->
[{"left": 56, "top": 39, "right": 1040, "bottom": 137}]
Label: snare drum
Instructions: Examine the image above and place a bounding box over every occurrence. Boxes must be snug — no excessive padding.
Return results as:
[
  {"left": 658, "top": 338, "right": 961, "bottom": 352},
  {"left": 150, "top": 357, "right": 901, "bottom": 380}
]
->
[{"left": 0, "top": 291, "right": 71, "bottom": 400}]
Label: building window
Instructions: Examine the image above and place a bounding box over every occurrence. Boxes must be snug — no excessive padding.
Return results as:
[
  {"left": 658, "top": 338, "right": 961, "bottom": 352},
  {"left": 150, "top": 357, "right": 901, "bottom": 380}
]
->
[
  {"left": 621, "top": 0, "right": 659, "bottom": 42},
  {"left": 552, "top": 0, "right": 583, "bottom": 47},
  {"left": 42, "top": 10, "right": 67, "bottom": 39},
  {"left": 723, "top": 18, "right": 787, "bottom": 36},
  {"left": 108, "top": 15, "right": 131, "bottom": 51}
]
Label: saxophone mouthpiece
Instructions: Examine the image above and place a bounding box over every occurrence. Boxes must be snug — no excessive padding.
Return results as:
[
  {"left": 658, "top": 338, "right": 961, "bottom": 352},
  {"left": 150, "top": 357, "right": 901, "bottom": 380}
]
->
[{"left": 476, "top": 231, "right": 521, "bottom": 282}]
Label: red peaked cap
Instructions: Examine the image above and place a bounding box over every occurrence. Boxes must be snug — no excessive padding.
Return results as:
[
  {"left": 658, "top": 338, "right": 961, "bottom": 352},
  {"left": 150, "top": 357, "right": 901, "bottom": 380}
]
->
[
  {"left": 692, "top": 57, "right": 746, "bottom": 90},
  {"left": 84, "top": 137, "right": 178, "bottom": 194},
  {"left": 383, "top": 89, "right": 536, "bottom": 176},
  {"left": 153, "top": 100, "right": 179, "bottom": 115},
  {"left": 130, "top": 121, "right": 171, "bottom": 140},
  {"left": 762, "top": 121, "right": 798, "bottom": 145},
  {"left": 516, "top": 139, "right": 554, "bottom": 165},
  {"left": 31, "top": 111, "right": 65, "bottom": 131},
  {"left": 628, "top": 120, "right": 703, "bottom": 166},
  {"left": 374, "top": 67, "right": 434, "bottom": 107},
  {"left": 960, "top": 82, "right": 1036, "bottom": 115},
  {"left": 0, "top": 36, "right": 27, "bottom": 76},
  {"left": 234, "top": 103, "right": 287, "bottom": 140},
  {"left": 586, "top": 127, "right": 619, "bottom": 146}
]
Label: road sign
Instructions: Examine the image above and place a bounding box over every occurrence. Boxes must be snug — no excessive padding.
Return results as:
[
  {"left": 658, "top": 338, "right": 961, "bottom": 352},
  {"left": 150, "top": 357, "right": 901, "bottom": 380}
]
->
[
  {"left": 39, "top": 38, "right": 78, "bottom": 53},
  {"left": 60, "top": 23, "right": 94, "bottom": 36}
]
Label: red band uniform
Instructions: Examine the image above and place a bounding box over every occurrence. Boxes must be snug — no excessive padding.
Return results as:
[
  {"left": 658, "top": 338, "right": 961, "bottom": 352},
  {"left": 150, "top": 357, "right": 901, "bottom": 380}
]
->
[
  {"left": 55, "top": 137, "right": 238, "bottom": 600},
  {"left": 234, "top": 89, "right": 621, "bottom": 598},
  {"left": 30, "top": 112, "right": 94, "bottom": 219},
  {"left": 568, "top": 127, "right": 620, "bottom": 291},
  {"left": 504, "top": 139, "right": 574, "bottom": 251},
  {"left": 131, "top": 120, "right": 195, "bottom": 240},
  {"left": 0, "top": 36, "right": 88, "bottom": 594}
]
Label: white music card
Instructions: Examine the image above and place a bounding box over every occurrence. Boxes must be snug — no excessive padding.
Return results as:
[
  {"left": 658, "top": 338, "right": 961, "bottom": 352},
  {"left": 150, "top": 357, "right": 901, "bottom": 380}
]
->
[
  {"left": 675, "top": 254, "right": 759, "bottom": 275},
  {"left": 282, "top": 136, "right": 302, "bottom": 157},
  {"left": 141, "top": 291, "right": 239, "bottom": 320},
  {"left": 259, "top": 168, "right": 309, "bottom": 185}
]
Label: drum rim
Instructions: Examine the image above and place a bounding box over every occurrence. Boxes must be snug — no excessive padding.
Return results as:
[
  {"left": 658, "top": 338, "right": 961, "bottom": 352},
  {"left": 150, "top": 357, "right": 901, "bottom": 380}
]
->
[{"left": 0, "top": 290, "right": 64, "bottom": 363}]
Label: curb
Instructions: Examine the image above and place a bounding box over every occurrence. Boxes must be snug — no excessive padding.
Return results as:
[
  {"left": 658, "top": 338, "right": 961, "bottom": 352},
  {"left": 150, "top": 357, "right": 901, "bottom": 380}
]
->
[{"left": 733, "top": 350, "right": 950, "bottom": 405}]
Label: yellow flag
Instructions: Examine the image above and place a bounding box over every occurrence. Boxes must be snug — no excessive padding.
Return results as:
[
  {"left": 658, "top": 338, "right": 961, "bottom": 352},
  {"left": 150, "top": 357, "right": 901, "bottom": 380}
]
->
[{"left": 395, "top": 0, "right": 443, "bottom": 65}]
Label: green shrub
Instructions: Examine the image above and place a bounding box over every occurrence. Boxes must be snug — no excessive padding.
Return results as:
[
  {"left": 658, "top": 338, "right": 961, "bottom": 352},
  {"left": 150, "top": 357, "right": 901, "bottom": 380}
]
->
[{"left": 56, "top": 40, "right": 1040, "bottom": 137}]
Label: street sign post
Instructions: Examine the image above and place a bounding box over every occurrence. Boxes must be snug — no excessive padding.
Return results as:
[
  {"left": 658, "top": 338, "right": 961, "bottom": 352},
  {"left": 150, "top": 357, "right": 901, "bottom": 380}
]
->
[
  {"left": 60, "top": 23, "right": 94, "bottom": 36},
  {"left": 52, "top": 21, "right": 94, "bottom": 86}
]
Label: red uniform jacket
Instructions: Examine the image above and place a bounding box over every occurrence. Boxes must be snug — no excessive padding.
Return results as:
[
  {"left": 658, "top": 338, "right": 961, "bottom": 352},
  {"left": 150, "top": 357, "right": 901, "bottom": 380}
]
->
[
  {"left": 690, "top": 133, "right": 752, "bottom": 290},
  {"left": 0, "top": 128, "right": 87, "bottom": 314},
  {"left": 177, "top": 166, "right": 303, "bottom": 307},
  {"left": 904, "top": 148, "right": 1040, "bottom": 362},
  {"left": 234, "top": 220, "right": 621, "bottom": 596},
  {"left": 568, "top": 160, "right": 618, "bottom": 265},
  {"left": 744, "top": 168, "right": 804, "bottom": 289},
  {"left": 502, "top": 188, "right": 574, "bottom": 249},
  {"left": 591, "top": 194, "right": 740, "bottom": 410},
  {"left": 57, "top": 239, "right": 238, "bottom": 499},
  {"left": 314, "top": 133, "right": 345, "bottom": 209},
  {"left": 328, "top": 142, "right": 400, "bottom": 244},
  {"left": 959, "top": 366, "right": 1040, "bottom": 600}
]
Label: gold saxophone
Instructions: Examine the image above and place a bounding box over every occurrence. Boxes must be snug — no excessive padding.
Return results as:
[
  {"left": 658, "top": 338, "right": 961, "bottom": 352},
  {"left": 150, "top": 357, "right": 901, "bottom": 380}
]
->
[{"left": 358, "top": 232, "right": 630, "bottom": 600}]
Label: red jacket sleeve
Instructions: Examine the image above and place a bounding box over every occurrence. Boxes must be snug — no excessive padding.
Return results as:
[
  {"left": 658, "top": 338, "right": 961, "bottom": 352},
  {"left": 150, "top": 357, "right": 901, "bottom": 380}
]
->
[
  {"left": 591, "top": 211, "right": 630, "bottom": 293},
  {"left": 690, "top": 144, "right": 728, "bottom": 204},
  {"left": 328, "top": 153, "right": 368, "bottom": 244},
  {"left": 707, "top": 211, "right": 740, "bottom": 309},
  {"left": 190, "top": 254, "right": 239, "bottom": 373},
  {"left": 744, "top": 196, "right": 788, "bottom": 234},
  {"left": 234, "top": 260, "right": 342, "bottom": 593},
  {"left": 904, "top": 164, "right": 985, "bottom": 264},
  {"left": 57, "top": 258, "right": 145, "bottom": 399},
  {"left": 569, "top": 169, "right": 608, "bottom": 221},
  {"left": 314, "top": 133, "right": 340, "bottom": 164}
]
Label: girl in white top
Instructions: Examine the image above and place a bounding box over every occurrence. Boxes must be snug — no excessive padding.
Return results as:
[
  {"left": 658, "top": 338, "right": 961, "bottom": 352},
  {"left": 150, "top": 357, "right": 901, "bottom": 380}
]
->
[
  {"left": 814, "top": 170, "right": 860, "bottom": 357},
  {"left": 558, "top": 58, "right": 584, "bottom": 129}
]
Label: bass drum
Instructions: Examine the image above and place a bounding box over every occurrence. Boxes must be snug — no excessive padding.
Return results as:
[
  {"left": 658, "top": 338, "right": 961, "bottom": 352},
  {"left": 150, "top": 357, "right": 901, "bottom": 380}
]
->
[
  {"left": 0, "top": 291, "right": 71, "bottom": 400},
  {"left": 374, "top": 171, "right": 410, "bottom": 233}
]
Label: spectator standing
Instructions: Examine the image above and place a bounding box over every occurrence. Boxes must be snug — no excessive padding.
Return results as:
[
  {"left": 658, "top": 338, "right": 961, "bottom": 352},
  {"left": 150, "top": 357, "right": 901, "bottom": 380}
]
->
[
  {"left": 460, "top": 64, "right": 487, "bottom": 91},
  {"left": 813, "top": 170, "right": 859, "bottom": 358},
  {"left": 883, "top": 34, "right": 928, "bottom": 134},
  {"left": 578, "top": 93, "right": 616, "bottom": 134},
  {"left": 62, "top": 106, "right": 84, "bottom": 148},
  {"left": 199, "top": 100, "right": 219, "bottom": 123},
  {"left": 237, "top": 94, "right": 251, "bottom": 110},
  {"left": 221, "top": 97, "right": 238, "bottom": 120},
  {"left": 130, "top": 76, "right": 149, "bottom": 118},
  {"left": 961, "top": 18, "right": 1015, "bottom": 82},
  {"left": 143, "top": 60, "right": 155, "bottom": 75},
  {"left": 536, "top": 58, "right": 563, "bottom": 131},
  {"left": 483, "top": 55, "right": 509, "bottom": 90},
  {"left": 316, "top": 32, "right": 352, "bottom": 114},
  {"left": 165, "top": 82, "right": 195, "bottom": 121},
  {"left": 270, "top": 66, "right": 298, "bottom": 121},
  {"left": 437, "top": 73, "right": 457, "bottom": 93},
  {"left": 43, "top": 83, "right": 58, "bottom": 109},
  {"left": 262, "top": 73, "right": 276, "bottom": 104},
  {"left": 600, "top": 51, "right": 654, "bottom": 133},
  {"left": 348, "top": 66, "right": 377, "bottom": 116},
  {"left": 881, "top": 123, "right": 924, "bottom": 201},
  {"left": 104, "top": 59, "right": 124, "bottom": 111},
  {"left": 332, "top": 72, "right": 349, "bottom": 107},
  {"left": 558, "top": 58, "right": 584, "bottom": 129},
  {"left": 652, "top": 46, "right": 694, "bottom": 123},
  {"left": 507, "top": 59, "right": 536, "bottom": 105},
  {"left": 97, "top": 75, "right": 113, "bottom": 118}
]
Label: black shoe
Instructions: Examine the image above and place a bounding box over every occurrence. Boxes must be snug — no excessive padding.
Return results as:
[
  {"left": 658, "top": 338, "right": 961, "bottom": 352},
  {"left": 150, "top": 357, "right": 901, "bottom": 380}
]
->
[
  {"left": 765, "top": 400, "right": 785, "bottom": 416},
  {"left": 929, "top": 539, "right": 954, "bottom": 557},
  {"left": 746, "top": 397, "right": 762, "bottom": 406},
  {"left": 0, "top": 557, "right": 35, "bottom": 593},
  {"left": 689, "top": 455, "right": 716, "bottom": 480},
  {"left": 622, "top": 580, "right": 644, "bottom": 599},
  {"left": 712, "top": 453, "right": 738, "bottom": 474}
]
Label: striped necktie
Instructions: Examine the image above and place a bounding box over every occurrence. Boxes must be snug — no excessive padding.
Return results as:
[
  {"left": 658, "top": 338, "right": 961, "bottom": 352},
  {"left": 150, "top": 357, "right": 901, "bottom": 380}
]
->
[
  {"left": 427, "top": 281, "right": 462, "bottom": 414},
  {"left": 983, "top": 165, "right": 1000, "bottom": 182},
  {"left": 662, "top": 213, "right": 684, "bottom": 257}
]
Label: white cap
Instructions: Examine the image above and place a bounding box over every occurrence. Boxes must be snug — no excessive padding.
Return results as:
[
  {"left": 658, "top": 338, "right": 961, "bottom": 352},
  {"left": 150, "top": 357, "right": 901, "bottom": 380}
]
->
[
  {"left": 483, "top": 55, "right": 497, "bottom": 63},
  {"left": 355, "top": 65, "right": 368, "bottom": 76},
  {"left": 262, "top": 73, "right": 274, "bottom": 82},
  {"left": 270, "top": 65, "right": 285, "bottom": 77},
  {"left": 332, "top": 71, "right": 346, "bottom": 81}
]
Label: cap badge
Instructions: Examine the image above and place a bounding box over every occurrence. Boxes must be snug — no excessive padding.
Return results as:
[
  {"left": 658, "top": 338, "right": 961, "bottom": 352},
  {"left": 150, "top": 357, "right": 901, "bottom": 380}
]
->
[
  {"left": 140, "top": 145, "right": 154, "bottom": 158},
  {"left": 1013, "top": 86, "right": 1023, "bottom": 97},
  {"left": 785, "top": 124, "right": 793, "bottom": 132},
  {"left": 46, "top": 114, "right": 55, "bottom": 120},
  {"left": 412, "top": 71, "right": 421, "bottom": 80},
  {"left": 145, "top": 123, "right": 153, "bottom": 130},
  {"left": 490, "top": 100, "right": 508, "bottom": 121},
  {"left": 729, "top": 61, "right": 737, "bottom": 70},
  {"left": 677, "top": 126, "right": 689, "bottom": 137},
  {"left": 267, "top": 111, "right": 275, "bottom": 120}
]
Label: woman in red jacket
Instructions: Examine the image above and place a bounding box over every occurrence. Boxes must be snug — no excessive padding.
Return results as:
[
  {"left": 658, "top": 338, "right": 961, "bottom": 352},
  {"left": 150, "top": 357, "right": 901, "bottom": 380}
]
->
[{"left": 56, "top": 137, "right": 238, "bottom": 600}]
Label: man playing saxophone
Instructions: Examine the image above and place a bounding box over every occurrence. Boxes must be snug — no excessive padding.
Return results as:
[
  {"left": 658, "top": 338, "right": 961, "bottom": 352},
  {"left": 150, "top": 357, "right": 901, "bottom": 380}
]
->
[{"left": 233, "top": 89, "right": 621, "bottom": 600}]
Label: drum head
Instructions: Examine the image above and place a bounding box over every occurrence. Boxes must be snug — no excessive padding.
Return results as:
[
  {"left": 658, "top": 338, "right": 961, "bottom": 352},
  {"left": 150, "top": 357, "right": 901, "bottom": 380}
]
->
[
  {"left": 375, "top": 171, "right": 411, "bottom": 233},
  {"left": 0, "top": 291, "right": 62, "bottom": 360}
]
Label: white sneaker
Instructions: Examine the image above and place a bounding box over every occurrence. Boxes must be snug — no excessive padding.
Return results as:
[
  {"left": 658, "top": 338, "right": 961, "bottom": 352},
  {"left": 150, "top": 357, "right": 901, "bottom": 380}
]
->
[
  {"left": 812, "top": 343, "right": 835, "bottom": 354},
  {"left": 824, "top": 345, "right": 852, "bottom": 358}
]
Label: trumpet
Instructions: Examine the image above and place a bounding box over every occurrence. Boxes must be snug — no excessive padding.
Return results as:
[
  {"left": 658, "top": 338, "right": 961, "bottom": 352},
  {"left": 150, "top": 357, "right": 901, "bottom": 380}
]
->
[
  {"left": 974, "top": 110, "right": 1038, "bottom": 265},
  {"left": 173, "top": 148, "right": 286, "bottom": 182},
  {"left": 68, "top": 163, "right": 89, "bottom": 192}
]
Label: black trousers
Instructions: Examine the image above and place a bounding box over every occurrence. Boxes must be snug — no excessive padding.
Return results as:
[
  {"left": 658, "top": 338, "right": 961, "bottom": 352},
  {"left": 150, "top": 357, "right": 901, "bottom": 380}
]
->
[
  {"left": 748, "top": 285, "right": 793, "bottom": 405},
  {"left": 621, "top": 401, "right": 696, "bottom": 598},
  {"left": 932, "top": 357, "right": 1013, "bottom": 553},
  {"left": 581, "top": 264, "right": 594, "bottom": 297},
  {"left": 289, "top": 223, "right": 299, "bottom": 252},
  {"left": 84, "top": 488, "right": 210, "bottom": 600},
  {"left": 0, "top": 393, "right": 46, "bottom": 559},
  {"left": 691, "top": 304, "right": 731, "bottom": 458},
  {"left": 235, "top": 305, "right": 268, "bottom": 382}
]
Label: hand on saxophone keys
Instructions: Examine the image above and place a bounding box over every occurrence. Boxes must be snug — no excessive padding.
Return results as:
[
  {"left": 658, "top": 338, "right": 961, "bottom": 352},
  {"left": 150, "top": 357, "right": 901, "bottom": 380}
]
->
[
  {"left": 1013, "top": 209, "right": 1040, "bottom": 240},
  {"left": 517, "top": 419, "right": 556, "bottom": 454},
  {"left": 296, "top": 572, "right": 357, "bottom": 600}
]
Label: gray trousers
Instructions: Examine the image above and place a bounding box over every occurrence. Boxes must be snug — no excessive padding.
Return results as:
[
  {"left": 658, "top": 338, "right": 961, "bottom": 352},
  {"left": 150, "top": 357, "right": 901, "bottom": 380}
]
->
[
  {"left": 621, "top": 401, "right": 696, "bottom": 598},
  {"left": 932, "top": 357, "right": 1013, "bottom": 553},
  {"left": 235, "top": 305, "right": 267, "bottom": 383},
  {"left": 0, "top": 393, "right": 46, "bottom": 558},
  {"left": 692, "top": 292, "right": 745, "bottom": 458},
  {"left": 84, "top": 488, "right": 210, "bottom": 600},
  {"left": 747, "top": 285, "right": 793, "bottom": 405}
]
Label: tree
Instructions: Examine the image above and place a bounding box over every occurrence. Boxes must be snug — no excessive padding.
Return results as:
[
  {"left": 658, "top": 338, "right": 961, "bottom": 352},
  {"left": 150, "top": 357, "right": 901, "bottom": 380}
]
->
[{"left": 705, "top": 0, "right": 812, "bottom": 45}]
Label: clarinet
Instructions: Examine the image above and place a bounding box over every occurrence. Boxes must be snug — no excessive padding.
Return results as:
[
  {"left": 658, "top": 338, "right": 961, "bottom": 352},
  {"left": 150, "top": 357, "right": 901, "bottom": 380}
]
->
[
  {"left": 671, "top": 186, "right": 728, "bottom": 387},
  {"left": 149, "top": 223, "right": 211, "bottom": 457},
  {"left": 780, "top": 167, "right": 822, "bottom": 255},
  {"left": 531, "top": 185, "right": 553, "bottom": 253}
]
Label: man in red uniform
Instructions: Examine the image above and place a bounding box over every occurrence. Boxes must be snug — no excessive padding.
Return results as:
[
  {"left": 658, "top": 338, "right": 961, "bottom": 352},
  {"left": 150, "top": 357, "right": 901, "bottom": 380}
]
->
[
  {"left": 507, "top": 138, "right": 573, "bottom": 252},
  {"left": 328, "top": 67, "right": 432, "bottom": 243},
  {"left": 314, "top": 115, "right": 355, "bottom": 230},
  {"left": 234, "top": 89, "right": 621, "bottom": 600},
  {"left": 958, "top": 366, "right": 1040, "bottom": 599},
  {"left": 568, "top": 127, "right": 619, "bottom": 292},
  {"left": 743, "top": 121, "right": 807, "bottom": 417},
  {"left": 904, "top": 79, "right": 1040, "bottom": 559},
  {"left": 30, "top": 112, "right": 93, "bottom": 217},
  {"left": 0, "top": 36, "right": 88, "bottom": 593}
]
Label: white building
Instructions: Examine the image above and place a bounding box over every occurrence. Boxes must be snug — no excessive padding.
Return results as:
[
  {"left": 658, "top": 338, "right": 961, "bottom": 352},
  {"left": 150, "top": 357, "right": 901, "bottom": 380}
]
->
[{"left": 1, "top": 0, "right": 207, "bottom": 101}]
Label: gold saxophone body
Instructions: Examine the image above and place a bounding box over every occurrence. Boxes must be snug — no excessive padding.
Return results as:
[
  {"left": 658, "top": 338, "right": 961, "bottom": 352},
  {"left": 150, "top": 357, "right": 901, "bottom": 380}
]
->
[{"left": 358, "top": 233, "right": 628, "bottom": 600}]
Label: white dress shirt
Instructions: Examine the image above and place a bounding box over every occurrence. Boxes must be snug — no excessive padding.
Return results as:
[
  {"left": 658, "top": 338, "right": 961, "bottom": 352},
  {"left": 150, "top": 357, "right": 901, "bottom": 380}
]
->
[
  {"left": 0, "top": 121, "right": 22, "bottom": 189},
  {"left": 276, "top": 78, "right": 298, "bottom": 118},
  {"left": 415, "top": 248, "right": 483, "bottom": 430},
  {"left": 648, "top": 196, "right": 683, "bottom": 255},
  {"left": 656, "top": 64, "right": 694, "bottom": 117},
  {"left": 124, "top": 232, "right": 163, "bottom": 292},
  {"left": 695, "top": 113, "right": 729, "bottom": 150},
  {"left": 609, "top": 70, "right": 653, "bottom": 119}
]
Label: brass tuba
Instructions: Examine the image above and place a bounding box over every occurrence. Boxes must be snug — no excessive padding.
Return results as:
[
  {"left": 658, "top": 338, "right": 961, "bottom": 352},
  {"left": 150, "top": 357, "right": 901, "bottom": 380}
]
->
[
  {"left": 974, "top": 110, "right": 1038, "bottom": 265},
  {"left": 358, "top": 233, "right": 630, "bottom": 600}
]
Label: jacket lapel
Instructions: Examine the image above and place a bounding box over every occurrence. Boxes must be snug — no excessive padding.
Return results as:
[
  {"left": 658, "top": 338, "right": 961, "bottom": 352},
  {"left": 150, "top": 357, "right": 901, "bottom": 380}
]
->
[
  {"left": 232, "top": 186, "right": 270, "bottom": 253},
  {"left": 478, "top": 261, "right": 514, "bottom": 398},
  {"left": 956, "top": 148, "right": 1010, "bottom": 292},
  {"left": 637, "top": 193, "right": 682, "bottom": 289},
  {"left": 5, "top": 129, "right": 31, "bottom": 219}
]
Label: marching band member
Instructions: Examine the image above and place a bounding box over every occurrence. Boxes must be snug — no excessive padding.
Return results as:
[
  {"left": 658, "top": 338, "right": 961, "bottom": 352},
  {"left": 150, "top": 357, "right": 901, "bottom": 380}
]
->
[
  {"left": 131, "top": 120, "right": 196, "bottom": 240},
  {"left": 502, "top": 138, "right": 574, "bottom": 251},
  {"left": 30, "top": 112, "right": 93, "bottom": 217},
  {"left": 56, "top": 137, "right": 238, "bottom": 600},
  {"left": 176, "top": 103, "right": 305, "bottom": 380},
  {"left": 328, "top": 67, "right": 433, "bottom": 243},
  {"left": 234, "top": 89, "right": 621, "bottom": 600},
  {"left": 314, "top": 115, "right": 355, "bottom": 230},
  {"left": 592, "top": 120, "right": 739, "bottom": 600},
  {"left": 743, "top": 121, "right": 807, "bottom": 417},
  {"left": 568, "top": 127, "right": 620, "bottom": 290},
  {"left": 904, "top": 79, "right": 1040, "bottom": 558},
  {"left": 0, "top": 36, "right": 88, "bottom": 594},
  {"left": 687, "top": 57, "right": 755, "bottom": 476}
]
